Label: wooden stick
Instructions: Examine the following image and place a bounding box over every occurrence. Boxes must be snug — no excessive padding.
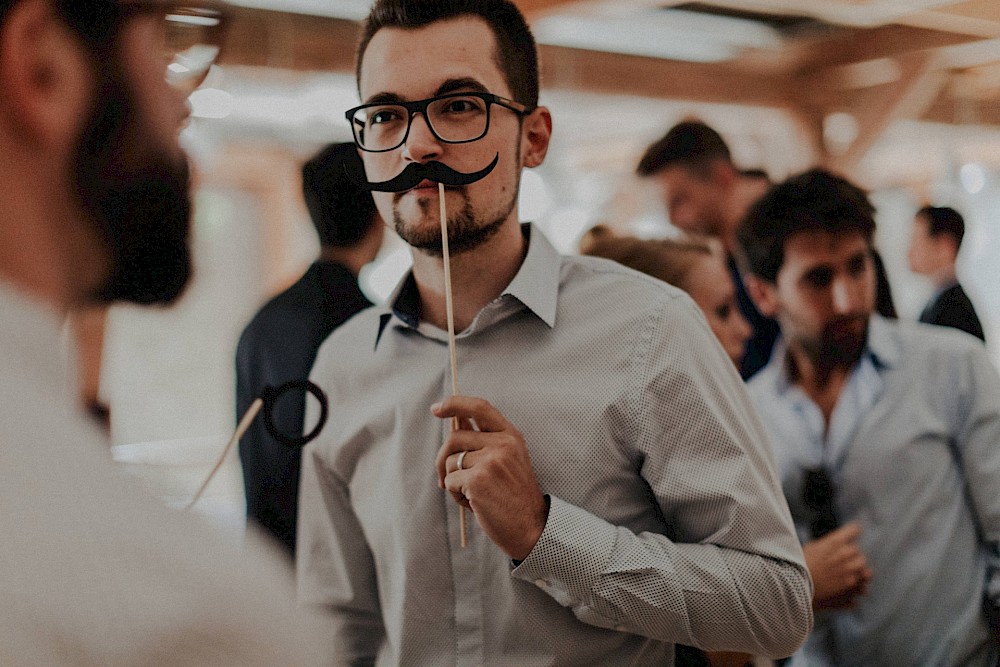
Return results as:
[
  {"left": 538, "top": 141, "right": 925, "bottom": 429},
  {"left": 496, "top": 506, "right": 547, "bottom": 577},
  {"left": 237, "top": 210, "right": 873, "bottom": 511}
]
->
[
  {"left": 186, "top": 397, "right": 263, "bottom": 511},
  {"left": 439, "top": 182, "right": 467, "bottom": 548}
]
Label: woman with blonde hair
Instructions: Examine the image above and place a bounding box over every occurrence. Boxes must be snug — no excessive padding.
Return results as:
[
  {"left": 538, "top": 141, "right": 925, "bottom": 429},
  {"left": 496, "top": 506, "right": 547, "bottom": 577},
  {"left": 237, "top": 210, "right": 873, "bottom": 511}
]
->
[{"left": 581, "top": 225, "right": 751, "bottom": 366}]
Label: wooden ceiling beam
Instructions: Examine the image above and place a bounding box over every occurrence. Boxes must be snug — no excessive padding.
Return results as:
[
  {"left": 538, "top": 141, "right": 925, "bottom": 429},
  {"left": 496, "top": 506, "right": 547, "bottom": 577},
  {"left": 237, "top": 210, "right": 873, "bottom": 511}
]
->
[
  {"left": 539, "top": 44, "right": 797, "bottom": 108},
  {"left": 220, "top": 7, "right": 360, "bottom": 73},
  {"left": 790, "top": 24, "right": 981, "bottom": 73}
]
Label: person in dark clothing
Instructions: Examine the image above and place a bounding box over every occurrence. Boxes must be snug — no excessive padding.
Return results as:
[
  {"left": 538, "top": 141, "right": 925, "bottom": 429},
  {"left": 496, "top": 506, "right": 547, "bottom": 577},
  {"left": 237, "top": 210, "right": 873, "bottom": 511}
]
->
[
  {"left": 237, "top": 142, "right": 384, "bottom": 554},
  {"left": 908, "top": 205, "right": 985, "bottom": 341},
  {"left": 637, "top": 121, "right": 780, "bottom": 379}
]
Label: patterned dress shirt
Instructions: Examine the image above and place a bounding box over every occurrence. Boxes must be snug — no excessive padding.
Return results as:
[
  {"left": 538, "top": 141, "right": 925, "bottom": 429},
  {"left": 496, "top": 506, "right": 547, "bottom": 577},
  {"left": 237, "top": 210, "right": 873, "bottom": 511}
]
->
[
  {"left": 748, "top": 316, "right": 1000, "bottom": 666},
  {"left": 299, "top": 224, "right": 812, "bottom": 666}
]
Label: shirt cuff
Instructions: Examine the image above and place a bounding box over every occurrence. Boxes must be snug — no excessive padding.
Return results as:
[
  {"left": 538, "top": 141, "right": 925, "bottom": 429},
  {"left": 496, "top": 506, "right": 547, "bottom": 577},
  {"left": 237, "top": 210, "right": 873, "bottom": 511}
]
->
[{"left": 511, "top": 495, "right": 618, "bottom": 604}]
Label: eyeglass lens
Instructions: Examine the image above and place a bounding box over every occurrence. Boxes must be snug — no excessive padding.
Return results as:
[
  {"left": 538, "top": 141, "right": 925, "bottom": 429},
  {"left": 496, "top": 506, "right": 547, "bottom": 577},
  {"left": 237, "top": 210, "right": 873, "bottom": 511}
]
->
[
  {"left": 803, "top": 468, "right": 839, "bottom": 538},
  {"left": 161, "top": 7, "right": 224, "bottom": 95},
  {"left": 353, "top": 95, "right": 491, "bottom": 152}
]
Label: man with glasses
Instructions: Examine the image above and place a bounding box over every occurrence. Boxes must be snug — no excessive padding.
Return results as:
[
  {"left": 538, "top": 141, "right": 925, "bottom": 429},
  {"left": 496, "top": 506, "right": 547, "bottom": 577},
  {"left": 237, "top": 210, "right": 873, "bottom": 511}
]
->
[
  {"left": 0, "top": 1, "right": 325, "bottom": 663},
  {"left": 297, "top": 1, "right": 812, "bottom": 664},
  {"left": 739, "top": 169, "right": 1000, "bottom": 665}
]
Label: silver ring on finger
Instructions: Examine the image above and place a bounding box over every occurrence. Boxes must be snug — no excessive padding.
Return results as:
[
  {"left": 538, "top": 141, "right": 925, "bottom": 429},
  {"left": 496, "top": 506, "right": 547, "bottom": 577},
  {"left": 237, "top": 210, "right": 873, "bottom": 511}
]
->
[{"left": 456, "top": 450, "right": 468, "bottom": 471}]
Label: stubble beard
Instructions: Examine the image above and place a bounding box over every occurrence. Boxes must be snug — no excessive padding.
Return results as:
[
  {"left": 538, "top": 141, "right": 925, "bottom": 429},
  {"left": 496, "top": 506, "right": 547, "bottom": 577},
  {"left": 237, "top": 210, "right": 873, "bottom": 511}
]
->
[{"left": 392, "top": 185, "right": 517, "bottom": 257}]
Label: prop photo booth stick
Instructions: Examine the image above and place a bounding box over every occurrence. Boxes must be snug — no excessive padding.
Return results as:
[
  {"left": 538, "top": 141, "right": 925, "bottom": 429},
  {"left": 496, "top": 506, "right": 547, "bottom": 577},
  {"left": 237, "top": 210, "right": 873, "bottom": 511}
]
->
[
  {"left": 186, "top": 380, "right": 329, "bottom": 510},
  {"left": 361, "top": 154, "right": 502, "bottom": 549}
]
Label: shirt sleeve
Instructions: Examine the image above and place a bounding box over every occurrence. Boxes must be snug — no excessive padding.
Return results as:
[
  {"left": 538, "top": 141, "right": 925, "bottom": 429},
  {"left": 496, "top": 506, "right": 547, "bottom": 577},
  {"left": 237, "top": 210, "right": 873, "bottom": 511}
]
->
[
  {"left": 951, "top": 341, "right": 1000, "bottom": 609},
  {"left": 297, "top": 415, "right": 385, "bottom": 665},
  {"left": 512, "top": 298, "right": 812, "bottom": 657}
]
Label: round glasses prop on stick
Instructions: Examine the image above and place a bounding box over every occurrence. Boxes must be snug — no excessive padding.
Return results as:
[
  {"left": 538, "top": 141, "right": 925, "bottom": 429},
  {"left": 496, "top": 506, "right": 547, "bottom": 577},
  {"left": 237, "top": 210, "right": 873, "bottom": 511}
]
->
[
  {"left": 360, "top": 153, "right": 501, "bottom": 548},
  {"left": 186, "top": 380, "right": 329, "bottom": 510}
]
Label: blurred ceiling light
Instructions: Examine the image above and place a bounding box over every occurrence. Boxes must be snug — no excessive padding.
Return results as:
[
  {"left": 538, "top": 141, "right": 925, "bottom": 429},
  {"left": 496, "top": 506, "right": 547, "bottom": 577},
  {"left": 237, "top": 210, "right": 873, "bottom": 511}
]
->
[
  {"left": 839, "top": 58, "right": 903, "bottom": 89},
  {"left": 960, "top": 163, "right": 987, "bottom": 194},
  {"left": 823, "top": 112, "right": 860, "bottom": 154},
  {"left": 190, "top": 88, "right": 235, "bottom": 119}
]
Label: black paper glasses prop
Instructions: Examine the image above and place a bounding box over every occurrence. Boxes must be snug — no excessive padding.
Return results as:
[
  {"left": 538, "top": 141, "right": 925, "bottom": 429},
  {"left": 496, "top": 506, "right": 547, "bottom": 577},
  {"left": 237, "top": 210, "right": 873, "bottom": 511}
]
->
[
  {"left": 346, "top": 92, "right": 531, "bottom": 153},
  {"left": 803, "top": 468, "right": 839, "bottom": 539},
  {"left": 186, "top": 380, "right": 328, "bottom": 509},
  {"left": 348, "top": 90, "right": 532, "bottom": 547},
  {"left": 119, "top": 2, "right": 227, "bottom": 96}
]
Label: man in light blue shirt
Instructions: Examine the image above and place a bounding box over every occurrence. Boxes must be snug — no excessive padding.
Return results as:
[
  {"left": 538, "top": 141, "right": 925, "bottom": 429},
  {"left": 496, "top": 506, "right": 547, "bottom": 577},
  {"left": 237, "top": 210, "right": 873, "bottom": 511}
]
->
[{"left": 738, "top": 168, "right": 1000, "bottom": 666}]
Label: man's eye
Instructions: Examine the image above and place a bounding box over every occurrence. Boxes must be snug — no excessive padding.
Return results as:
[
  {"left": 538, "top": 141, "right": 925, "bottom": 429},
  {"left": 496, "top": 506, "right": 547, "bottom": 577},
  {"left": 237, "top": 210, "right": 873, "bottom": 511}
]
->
[
  {"left": 370, "top": 108, "right": 403, "bottom": 125},
  {"left": 715, "top": 304, "right": 731, "bottom": 320},
  {"left": 805, "top": 270, "right": 833, "bottom": 288},
  {"left": 442, "top": 98, "right": 484, "bottom": 114}
]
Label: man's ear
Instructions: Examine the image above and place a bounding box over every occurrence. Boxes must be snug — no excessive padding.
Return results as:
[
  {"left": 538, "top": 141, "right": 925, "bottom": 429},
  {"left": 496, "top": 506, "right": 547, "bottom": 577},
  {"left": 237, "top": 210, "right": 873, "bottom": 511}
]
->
[
  {"left": 745, "top": 273, "right": 779, "bottom": 318},
  {"left": 520, "top": 106, "right": 552, "bottom": 169},
  {"left": 0, "top": 0, "right": 92, "bottom": 144}
]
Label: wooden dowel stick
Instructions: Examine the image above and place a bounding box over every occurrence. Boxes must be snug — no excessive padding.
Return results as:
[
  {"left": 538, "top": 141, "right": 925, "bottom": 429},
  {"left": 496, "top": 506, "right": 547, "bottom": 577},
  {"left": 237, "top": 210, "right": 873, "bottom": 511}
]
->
[
  {"left": 439, "top": 182, "right": 467, "bottom": 548},
  {"left": 186, "top": 397, "right": 263, "bottom": 511}
]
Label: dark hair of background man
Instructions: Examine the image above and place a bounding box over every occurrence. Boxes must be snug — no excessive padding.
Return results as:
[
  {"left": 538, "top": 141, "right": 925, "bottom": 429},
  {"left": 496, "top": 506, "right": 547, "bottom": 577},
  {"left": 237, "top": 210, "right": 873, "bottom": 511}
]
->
[
  {"left": 917, "top": 205, "right": 965, "bottom": 248},
  {"left": 738, "top": 168, "right": 877, "bottom": 283},
  {"left": 636, "top": 120, "right": 732, "bottom": 177},
  {"left": 302, "top": 142, "right": 377, "bottom": 247},
  {"left": 356, "top": 0, "right": 539, "bottom": 109}
]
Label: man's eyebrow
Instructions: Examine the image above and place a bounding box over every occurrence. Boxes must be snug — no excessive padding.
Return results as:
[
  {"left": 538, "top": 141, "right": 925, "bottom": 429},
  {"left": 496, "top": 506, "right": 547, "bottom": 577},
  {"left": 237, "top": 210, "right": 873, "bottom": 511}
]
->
[
  {"left": 363, "top": 92, "right": 407, "bottom": 106},
  {"left": 435, "top": 78, "right": 490, "bottom": 96}
]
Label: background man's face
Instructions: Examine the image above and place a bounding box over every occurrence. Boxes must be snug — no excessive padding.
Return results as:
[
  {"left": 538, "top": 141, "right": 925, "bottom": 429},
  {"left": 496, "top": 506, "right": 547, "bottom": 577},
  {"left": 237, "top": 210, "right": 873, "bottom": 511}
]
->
[
  {"left": 767, "top": 231, "right": 876, "bottom": 367},
  {"left": 357, "top": 16, "right": 526, "bottom": 256},
  {"left": 656, "top": 165, "right": 727, "bottom": 237}
]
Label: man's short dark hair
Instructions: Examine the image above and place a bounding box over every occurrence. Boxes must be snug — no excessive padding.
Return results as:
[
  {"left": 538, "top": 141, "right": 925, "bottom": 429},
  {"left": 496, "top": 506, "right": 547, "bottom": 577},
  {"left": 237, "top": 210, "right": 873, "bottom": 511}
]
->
[
  {"left": 917, "top": 206, "right": 965, "bottom": 249},
  {"left": 302, "top": 142, "right": 377, "bottom": 248},
  {"left": 636, "top": 120, "right": 732, "bottom": 177},
  {"left": 737, "top": 168, "right": 877, "bottom": 283},
  {"left": 356, "top": 0, "right": 539, "bottom": 109}
]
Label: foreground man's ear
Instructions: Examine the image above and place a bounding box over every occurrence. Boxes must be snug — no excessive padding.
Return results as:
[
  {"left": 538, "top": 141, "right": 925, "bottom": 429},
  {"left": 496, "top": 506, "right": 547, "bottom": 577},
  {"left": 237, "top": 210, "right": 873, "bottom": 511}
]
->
[
  {"left": 0, "top": 0, "right": 93, "bottom": 146},
  {"left": 520, "top": 106, "right": 552, "bottom": 169}
]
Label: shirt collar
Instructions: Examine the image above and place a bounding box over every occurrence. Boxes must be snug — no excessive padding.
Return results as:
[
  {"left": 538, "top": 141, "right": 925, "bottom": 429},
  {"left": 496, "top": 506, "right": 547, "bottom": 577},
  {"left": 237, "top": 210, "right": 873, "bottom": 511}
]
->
[
  {"left": 375, "top": 223, "right": 560, "bottom": 349},
  {"left": 763, "top": 314, "right": 898, "bottom": 395}
]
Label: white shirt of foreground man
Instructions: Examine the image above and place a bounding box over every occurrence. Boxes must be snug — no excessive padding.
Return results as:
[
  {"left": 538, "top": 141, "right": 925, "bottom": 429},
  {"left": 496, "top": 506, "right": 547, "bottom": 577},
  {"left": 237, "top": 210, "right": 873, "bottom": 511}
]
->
[
  {"left": 0, "top": 0, "right": 326, "bottom": 663},
  {"left": 297, "top": 2, "right": 812, "bottom": 664}
]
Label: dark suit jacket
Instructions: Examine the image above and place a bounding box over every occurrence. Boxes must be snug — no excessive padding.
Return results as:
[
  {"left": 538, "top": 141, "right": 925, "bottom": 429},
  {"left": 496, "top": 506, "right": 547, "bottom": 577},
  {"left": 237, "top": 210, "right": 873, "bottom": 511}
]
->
[
  {"left": 728, "top": 255, "right": 781, "bottom": 380},
  {"left": 236, "top": 261, "right": 371, "bottom": 554},
  {"left": 919, "top": 282, "right": 985, "bottom": 342}
]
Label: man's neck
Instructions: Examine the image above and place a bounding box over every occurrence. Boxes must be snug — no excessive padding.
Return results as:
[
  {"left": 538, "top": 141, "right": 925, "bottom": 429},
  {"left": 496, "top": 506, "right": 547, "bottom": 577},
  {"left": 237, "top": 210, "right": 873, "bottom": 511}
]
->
[
  {"left": 928, "top": 266, "right": 958, "bottom": 290},
  {"left": 786, "top": 344, "right": 853, "bottom": 427},
  {"left": 720, "top": 176, "right": 770, "bottom": 253},
  {"left": 412, "top": 220, "right": 527, "bottom": 332}
]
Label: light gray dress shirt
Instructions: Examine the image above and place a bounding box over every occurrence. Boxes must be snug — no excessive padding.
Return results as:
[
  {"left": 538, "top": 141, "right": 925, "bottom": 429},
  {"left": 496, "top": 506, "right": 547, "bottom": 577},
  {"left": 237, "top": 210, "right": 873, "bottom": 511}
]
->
[
  {"left": 299, "top": 224, "right": 812, "bottom": 666},
  {"left": 747, "top": 316, "right": 1000, "bottom": 666}
]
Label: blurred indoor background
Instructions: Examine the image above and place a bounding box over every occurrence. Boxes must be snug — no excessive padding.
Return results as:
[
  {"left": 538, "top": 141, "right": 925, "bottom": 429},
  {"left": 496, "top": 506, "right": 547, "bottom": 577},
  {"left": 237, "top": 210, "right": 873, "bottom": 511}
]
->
[{"left": 80, "top": 0, "right": 1000, "bottom": 483}]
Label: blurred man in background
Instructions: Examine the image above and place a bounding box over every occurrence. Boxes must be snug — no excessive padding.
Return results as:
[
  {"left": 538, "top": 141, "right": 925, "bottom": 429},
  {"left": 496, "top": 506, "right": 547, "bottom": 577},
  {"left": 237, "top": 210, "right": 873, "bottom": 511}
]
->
[
  {"left": 238, "top": 141, "right": 383, "bottom": 555},
  {"left": 637, "top": 121, "right": 780, "bottom": 378},
  {"left": 0, "top": 0, "right": 325, "bottom": 662},
  {"left": 739, "top": 169, "right": 1000, "bottom": 666},
  {"left": 908, "top": 205, "right": 984, "bottom": 341}
]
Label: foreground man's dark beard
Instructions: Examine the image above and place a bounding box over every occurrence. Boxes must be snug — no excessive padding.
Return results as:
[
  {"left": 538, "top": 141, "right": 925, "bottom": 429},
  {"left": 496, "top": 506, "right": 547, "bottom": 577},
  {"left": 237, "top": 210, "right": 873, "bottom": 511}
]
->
[
  {"left": 392, "top": 187, "right": 511, "bottom": 257},
  {"left": 75, "top": 64, "right": 193, "bottom": 305}
]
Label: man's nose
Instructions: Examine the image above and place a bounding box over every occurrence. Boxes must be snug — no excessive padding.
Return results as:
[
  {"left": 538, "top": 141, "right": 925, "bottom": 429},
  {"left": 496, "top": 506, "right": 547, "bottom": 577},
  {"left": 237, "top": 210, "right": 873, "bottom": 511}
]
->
[
  {"left": 832, "top": 277, "right": 863, "bottom": 314},
  {"left": 402, "top": 112, "right": 442, "bottom": 163}
]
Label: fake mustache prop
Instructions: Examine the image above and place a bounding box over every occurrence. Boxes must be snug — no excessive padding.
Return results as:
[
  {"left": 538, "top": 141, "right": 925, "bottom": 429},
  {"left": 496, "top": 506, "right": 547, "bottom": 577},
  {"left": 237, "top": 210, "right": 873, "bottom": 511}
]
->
[{"left": 361, "top": 153, "right": 499, "bottom": 192}]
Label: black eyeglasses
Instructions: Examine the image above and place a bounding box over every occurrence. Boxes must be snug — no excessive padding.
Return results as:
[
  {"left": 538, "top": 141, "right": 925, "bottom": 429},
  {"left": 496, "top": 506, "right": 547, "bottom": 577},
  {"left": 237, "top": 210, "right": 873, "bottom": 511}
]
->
[
  {"left": 346, "top": 92, "right": 533, "bottom": 153},
  {"left": 803, "top": 468, "right": 839, "bottom": 538},
  {"left": 119, "top": 2, "right": 227, "bottom": 95}
]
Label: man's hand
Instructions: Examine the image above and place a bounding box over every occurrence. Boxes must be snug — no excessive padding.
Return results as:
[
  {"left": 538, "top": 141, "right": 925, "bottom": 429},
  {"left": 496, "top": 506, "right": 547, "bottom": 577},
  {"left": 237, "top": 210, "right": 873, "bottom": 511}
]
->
[
  {"left": 433, "top": 396, "right": 547, "bottom": 560},
  {"left": 802, "top": 522, "right": 873, "bottom": 610}
]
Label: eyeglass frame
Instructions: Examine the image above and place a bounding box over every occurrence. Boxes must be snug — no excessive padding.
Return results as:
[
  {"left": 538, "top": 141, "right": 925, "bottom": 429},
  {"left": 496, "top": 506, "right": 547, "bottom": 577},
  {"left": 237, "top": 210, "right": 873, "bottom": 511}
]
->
[{"left": 345, "top": 92, "right": 535, "bottom": 154}]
